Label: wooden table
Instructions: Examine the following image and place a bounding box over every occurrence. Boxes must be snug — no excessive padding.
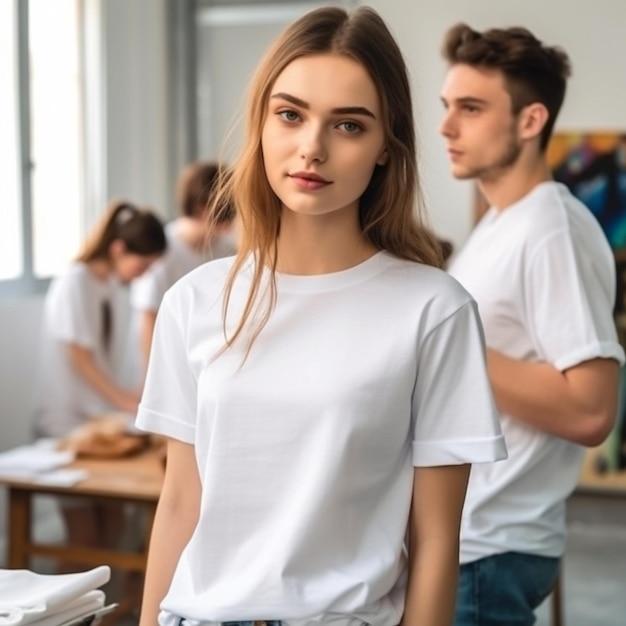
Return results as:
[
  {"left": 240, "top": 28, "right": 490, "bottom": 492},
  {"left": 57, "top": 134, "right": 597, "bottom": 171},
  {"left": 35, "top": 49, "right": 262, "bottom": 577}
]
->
[{"left": 0, "top": 448, "right": 164, "bottom": 573}]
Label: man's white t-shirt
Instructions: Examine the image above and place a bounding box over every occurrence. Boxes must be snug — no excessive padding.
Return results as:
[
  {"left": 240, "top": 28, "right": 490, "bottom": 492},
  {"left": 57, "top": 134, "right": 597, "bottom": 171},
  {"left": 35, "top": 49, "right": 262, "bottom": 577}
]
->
[
  {"left": 136, "top": 251, "right": 507, "bottom": 626},
  {"left": 34, "top": 263, "right": 120, "bottom": 438},
  {"left": 130, "top": 220, "right": 236, "bottom": 313},
  {"left": 448, "top": 181, "right": 625, "bottom": 564}
]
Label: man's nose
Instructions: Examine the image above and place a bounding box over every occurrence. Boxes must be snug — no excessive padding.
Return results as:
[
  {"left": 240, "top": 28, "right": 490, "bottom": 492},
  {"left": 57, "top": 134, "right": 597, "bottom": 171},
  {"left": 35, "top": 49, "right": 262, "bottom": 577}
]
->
[{"left": 439, "top": 110, "right": 457, "bottom": 138}]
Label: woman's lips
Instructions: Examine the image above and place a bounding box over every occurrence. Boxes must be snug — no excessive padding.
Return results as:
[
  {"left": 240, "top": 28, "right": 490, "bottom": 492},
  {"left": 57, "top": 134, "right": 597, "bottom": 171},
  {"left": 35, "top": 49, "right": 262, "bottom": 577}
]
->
[{"left": 289, "top": 171, "right": 332, "bottom": 191}]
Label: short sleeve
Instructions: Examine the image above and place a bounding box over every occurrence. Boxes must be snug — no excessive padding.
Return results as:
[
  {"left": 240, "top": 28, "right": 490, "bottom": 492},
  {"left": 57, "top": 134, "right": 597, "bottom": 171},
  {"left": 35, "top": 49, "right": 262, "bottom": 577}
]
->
[
  {"left": 135, "top": 293, "right": 197, "bottom": 443},
  {"left": 412, "top": 301, "right": 507, "bottom": 466},
  {"left": 50, "top": 271, "right": 100, "bottom": 349},
  {"left": 524, "top": 231, "right": 624, "bottom": 371}
]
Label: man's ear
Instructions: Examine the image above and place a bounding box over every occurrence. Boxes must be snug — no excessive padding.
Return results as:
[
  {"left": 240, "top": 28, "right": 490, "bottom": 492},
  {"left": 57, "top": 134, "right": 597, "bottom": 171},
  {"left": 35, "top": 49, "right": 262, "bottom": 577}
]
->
[
  {"left": 377, "top": 148, "right": 389, "bottom": 166},
  {"left": 519, "top": 102, "right": 549, "bottom": 142}
]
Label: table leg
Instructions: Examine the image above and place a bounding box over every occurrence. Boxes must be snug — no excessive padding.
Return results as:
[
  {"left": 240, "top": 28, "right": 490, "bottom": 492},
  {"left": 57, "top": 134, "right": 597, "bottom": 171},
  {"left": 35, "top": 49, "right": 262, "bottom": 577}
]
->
[{"left": 7, "top": 487, "right": 32, "bottom": 568}]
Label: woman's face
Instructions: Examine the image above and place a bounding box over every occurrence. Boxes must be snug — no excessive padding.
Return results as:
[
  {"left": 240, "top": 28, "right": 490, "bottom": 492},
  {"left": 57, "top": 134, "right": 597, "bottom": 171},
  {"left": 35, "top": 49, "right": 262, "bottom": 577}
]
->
[
  {"left": 261, "top": 53, "right": 388, "bottom": 221},
  {"left": 110, "top": 240, "right": 161, "bottom": 283}
]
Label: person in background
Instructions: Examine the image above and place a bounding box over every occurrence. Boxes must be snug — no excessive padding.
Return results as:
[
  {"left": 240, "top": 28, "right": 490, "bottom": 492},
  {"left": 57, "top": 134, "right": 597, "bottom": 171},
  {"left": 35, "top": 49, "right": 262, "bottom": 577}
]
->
[
  {"left": 439, "top": 23, "right": 625, "bottom": 626},
  {"left": 136, "top": 6, "right": 506, "bottom": 626},
  {"left": 130, "top": 161, "right": 237, "bottom": 373},
  {"left": 33, "top": 200, "right": 166, "bottom": 560}
]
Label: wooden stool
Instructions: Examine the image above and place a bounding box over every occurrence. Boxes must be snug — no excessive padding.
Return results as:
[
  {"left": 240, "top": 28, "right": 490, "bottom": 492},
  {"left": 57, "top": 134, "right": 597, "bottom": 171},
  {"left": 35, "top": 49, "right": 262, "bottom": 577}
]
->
[{"left": 551, "top": 571, "right": 564, "bottom": 626}]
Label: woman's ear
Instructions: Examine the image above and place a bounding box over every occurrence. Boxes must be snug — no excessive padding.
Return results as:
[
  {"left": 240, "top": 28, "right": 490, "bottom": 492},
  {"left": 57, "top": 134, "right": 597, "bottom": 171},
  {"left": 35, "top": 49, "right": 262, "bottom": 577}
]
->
[
  {"left": 519, "top": 103, "right": 549, "bottom": 142},
  {"left": 377, "top": 148, "right": 389, "bottom": 166}
]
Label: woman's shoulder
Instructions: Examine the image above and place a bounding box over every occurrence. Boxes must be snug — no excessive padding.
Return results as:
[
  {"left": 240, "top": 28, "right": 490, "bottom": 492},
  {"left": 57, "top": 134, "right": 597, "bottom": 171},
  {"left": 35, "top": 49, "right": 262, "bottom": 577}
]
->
[
  {"left": 381, "top": 252, "right": 474, "bottom": 306},
  {"left": 48, "top": 262, "right": 94, "bottom": 294}
]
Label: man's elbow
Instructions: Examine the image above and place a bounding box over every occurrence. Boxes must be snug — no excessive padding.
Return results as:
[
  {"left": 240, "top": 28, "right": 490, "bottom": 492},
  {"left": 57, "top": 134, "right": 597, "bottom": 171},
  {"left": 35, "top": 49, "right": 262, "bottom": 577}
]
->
[{"left": 574, "top": 408, "right": 617, "bottom": 447}]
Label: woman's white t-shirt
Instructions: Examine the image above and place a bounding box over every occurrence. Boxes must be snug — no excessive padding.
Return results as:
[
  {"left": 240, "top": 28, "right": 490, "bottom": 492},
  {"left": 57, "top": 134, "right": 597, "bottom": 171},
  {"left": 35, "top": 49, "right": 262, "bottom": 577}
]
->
[
  {"left": 34, "top": 263, "right": 120, "bottom": 438},
  {"left": 136, "top": 251, "right": 507, "bottom": 626}
]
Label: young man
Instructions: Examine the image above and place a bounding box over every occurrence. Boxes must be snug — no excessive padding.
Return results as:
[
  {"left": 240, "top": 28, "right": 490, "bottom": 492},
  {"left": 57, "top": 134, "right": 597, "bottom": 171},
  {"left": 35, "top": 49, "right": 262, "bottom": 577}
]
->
[
  {"left": 130, "top": 161, "right": 237, "bottom": 374},
  {"left": 439, "top": 23, "right": 625, "bottom": 625}
]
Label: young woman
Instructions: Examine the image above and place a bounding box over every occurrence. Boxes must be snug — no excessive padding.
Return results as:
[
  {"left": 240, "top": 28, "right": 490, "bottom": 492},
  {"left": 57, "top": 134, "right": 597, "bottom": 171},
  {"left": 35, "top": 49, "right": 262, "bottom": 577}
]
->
[
  {"left": 34, "top": 200, "right": 166, "bottom": 554},
  {"left": 137, "top": 7, "right": 506, "bottom": 626}
]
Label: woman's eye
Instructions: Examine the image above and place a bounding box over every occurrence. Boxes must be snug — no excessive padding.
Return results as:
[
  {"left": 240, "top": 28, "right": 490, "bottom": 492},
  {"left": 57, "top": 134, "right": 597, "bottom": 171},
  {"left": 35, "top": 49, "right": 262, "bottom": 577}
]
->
[
  {"left": 338, "top": 121, "right": 362, "bottom": 134},
  {"left": 279, "top": 110, "right": 299, "bottom": 122}
]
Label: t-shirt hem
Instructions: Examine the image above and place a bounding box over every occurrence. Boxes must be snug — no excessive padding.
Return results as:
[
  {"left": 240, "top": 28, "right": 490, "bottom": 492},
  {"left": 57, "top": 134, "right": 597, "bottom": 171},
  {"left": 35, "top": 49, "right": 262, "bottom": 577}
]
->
[
  {"left": 412, "top": 434, "right": 507, "bottom": 466},
  {"left": 135, "top": 405, "right": 195, "bottom": 444},
  {"left": 460, "top": 544, "right": 564, "bottom": 564}
]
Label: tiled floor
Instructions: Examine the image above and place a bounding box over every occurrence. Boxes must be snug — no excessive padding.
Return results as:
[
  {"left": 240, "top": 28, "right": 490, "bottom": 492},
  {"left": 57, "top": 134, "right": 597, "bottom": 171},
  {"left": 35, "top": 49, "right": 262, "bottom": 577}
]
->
[{"left": 2, "top": 492, "right": 625, "bottom": 625}]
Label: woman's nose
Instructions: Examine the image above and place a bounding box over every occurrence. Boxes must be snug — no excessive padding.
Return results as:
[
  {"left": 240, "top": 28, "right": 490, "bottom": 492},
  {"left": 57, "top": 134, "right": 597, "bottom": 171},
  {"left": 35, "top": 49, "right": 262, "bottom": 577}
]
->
[{"left": 299, "top": 124, "right": 327, "bottom": 164}]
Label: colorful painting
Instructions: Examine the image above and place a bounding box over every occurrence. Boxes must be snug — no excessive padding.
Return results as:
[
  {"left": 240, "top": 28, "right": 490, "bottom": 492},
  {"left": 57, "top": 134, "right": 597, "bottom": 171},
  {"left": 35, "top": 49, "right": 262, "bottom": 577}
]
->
[{"left": 548, "top": 132, "right": 626, "bottom": 251}]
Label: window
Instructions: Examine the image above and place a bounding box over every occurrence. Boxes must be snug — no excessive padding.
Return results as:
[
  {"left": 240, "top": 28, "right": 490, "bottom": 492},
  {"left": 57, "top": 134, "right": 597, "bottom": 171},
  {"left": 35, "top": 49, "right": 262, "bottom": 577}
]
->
[
  {"left": 0, "top": 0, "right": 84, "bottom": 295},
  {"left": 0, "top": 1, "right": 22, "bottom": 281}
]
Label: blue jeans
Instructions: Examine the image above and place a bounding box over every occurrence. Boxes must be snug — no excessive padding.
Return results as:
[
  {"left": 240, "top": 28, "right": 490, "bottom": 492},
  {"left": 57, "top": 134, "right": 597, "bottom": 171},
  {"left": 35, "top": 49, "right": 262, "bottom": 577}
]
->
[
  {"left": 454, "top": 552, "right": 560, "bottom": 626},
  {"left": 178, "top": 622, "right": 282, "bottom": 626}
]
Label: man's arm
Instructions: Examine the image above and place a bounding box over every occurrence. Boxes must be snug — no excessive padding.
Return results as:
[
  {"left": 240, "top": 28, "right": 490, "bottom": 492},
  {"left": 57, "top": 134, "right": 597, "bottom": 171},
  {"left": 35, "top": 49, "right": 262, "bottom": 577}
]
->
[
  {"left": 487, "top": 349, "right": 620, "bottom": 446},
  {"left": 139, "top": 309, "right": 159, "bottom": 376}
]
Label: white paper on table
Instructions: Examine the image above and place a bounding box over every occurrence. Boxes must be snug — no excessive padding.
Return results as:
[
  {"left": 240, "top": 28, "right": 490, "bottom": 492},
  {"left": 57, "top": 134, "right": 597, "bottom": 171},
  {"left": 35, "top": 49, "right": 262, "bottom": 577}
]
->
[
  {"left": 33, "top": 469, "right": 88, "bottom": 487},
  {"left": 0, "top": 443, "right": 74, "bottom": 475}
]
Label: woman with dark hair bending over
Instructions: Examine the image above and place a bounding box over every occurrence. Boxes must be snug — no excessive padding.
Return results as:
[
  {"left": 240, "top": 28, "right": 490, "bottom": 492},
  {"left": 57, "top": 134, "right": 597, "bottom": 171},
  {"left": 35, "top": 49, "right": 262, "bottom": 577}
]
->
[
  {"left": 137, "top": 6, "right": 506, "bottom": 626},
  {"left": 34, "top": 200, "right": 166, "bottom": 557}
]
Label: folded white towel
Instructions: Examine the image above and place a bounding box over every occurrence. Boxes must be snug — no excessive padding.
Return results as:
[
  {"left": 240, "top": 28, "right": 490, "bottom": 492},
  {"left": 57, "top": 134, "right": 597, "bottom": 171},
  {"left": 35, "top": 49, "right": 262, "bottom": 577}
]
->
[
  {"left": 25, "top": 590, "right": 104, "bottom": 626},
  {"left": 0, "top": 566, "right": 110, "bottom": 626}
]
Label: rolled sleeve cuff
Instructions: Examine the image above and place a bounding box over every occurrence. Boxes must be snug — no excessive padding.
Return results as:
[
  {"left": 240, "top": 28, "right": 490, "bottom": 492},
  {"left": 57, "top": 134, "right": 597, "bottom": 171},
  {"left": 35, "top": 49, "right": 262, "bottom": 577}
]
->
[
  {"left": 135, "top": 405, "right": 195, "bottom": 444},
  {"left": 412, "top": 434, "right": 508, "bottom": 467},
  {"left": 553, "top": 341, "right": 626, "bottom": 372}
]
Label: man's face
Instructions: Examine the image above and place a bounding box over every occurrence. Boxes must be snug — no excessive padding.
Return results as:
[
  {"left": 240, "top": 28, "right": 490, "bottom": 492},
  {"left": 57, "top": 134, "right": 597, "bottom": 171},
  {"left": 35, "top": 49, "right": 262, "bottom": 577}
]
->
[{"left": 439, "top": 64, "right": 522, "bottom": 182}]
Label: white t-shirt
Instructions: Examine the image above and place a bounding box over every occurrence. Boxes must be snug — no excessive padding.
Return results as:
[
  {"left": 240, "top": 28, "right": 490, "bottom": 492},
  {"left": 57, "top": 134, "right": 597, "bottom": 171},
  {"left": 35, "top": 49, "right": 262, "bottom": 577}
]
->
[
  {"left": 34, "top": 263, "right": 120, "bottom": 438},
  {"left": 448, "top": 181, "right": 625, "bottom": 564},
  {"left": 130, "top": 220, "right": 236, "bottom": 313},
  {"left": 136, "top": 251, "right": 506, "bottom": 626}
]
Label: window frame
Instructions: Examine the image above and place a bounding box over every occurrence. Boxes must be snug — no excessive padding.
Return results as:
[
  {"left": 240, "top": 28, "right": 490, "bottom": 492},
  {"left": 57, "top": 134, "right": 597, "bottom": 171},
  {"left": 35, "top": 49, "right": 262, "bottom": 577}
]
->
[{"left": 0, "top": 0, "right": 88, "bottom": 299}]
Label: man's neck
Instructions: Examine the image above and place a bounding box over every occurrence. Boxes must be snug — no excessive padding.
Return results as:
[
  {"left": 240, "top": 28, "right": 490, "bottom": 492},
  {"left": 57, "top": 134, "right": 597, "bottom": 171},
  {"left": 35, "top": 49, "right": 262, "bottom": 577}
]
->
[{"left": 480, "top": 155, "right": 553, "bottom": 212}]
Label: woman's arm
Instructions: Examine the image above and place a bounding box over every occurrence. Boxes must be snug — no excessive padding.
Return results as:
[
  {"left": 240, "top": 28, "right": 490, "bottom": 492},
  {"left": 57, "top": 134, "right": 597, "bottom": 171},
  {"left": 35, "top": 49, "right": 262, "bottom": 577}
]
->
[
  {"left": 67, "top": 344, "right": 140, "bottom": 412},
  {"left": 140, "top": 438, "right": 201, "bottom": 626},
  {"left": 401, "top": 464, "right": 470, "bottom": 626}
]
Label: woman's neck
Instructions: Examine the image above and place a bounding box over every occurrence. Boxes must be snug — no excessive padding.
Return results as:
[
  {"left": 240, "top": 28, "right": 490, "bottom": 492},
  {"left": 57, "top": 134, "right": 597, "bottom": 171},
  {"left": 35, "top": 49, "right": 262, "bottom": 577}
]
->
[
  {"left": 87, "top": 258, "right": 112, "bottom": 280},
  {"left": 275, "top": 209, "right": 377, "bottom": 275}
]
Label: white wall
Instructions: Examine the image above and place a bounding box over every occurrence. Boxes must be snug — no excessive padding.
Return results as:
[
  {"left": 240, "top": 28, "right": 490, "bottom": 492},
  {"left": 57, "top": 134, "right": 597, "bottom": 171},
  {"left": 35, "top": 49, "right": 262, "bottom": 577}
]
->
[
  {"left": 368, "top": 0, "right": 626, "bottom": 248},
  {"left": 100, "top": 0, "right": 171, "bottom": 219}
]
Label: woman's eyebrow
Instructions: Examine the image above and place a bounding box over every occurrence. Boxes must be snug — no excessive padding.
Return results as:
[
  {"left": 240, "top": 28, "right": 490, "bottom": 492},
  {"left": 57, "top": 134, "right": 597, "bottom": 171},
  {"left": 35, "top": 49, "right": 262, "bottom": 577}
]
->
[{"left": 270, "top": 92, "right": 377, "bottom": 119}]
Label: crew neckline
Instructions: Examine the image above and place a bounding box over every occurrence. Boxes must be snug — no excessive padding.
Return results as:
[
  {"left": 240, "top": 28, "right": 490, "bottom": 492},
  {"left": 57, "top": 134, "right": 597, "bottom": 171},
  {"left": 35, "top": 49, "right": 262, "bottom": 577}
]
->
[{"left": 271, "top": 250, "right": 389, "bottom": 294}]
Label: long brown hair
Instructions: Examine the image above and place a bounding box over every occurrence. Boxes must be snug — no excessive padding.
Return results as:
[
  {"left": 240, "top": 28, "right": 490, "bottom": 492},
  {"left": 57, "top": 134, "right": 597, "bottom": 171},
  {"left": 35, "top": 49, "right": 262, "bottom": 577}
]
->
[
  {"left": 76, "top": 200, "right": 166, "bottom": 262},
  {"left": 210, "top": 6, "right": 443, "bottom": 354}
]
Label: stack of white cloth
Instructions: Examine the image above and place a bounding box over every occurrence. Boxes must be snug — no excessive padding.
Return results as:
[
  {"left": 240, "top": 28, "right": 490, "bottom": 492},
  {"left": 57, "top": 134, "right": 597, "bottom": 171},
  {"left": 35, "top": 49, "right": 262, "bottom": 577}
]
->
[{"left": 0, "top": 566, "right": 113, "bottom": 626}]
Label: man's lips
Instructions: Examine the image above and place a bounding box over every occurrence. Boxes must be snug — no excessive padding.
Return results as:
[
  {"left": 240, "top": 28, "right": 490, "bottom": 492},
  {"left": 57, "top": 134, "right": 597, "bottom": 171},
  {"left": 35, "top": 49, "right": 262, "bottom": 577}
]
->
[
  {"left": 289, "top": 171, "right": 332, "bottom": 190},
  {"left": 447, "top": 148, "right": 463, "bottom": 160}
]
